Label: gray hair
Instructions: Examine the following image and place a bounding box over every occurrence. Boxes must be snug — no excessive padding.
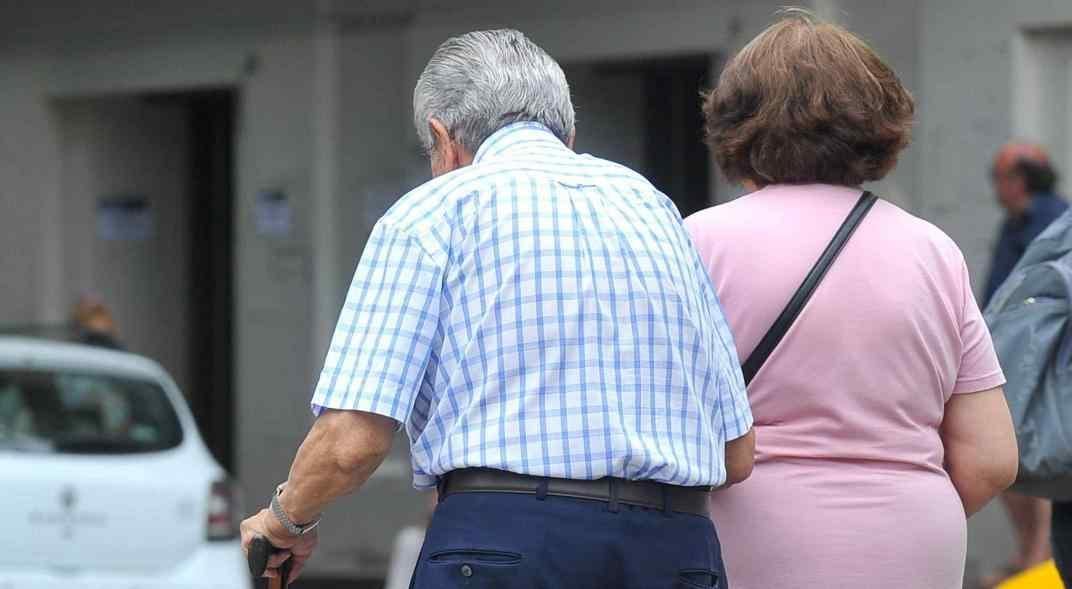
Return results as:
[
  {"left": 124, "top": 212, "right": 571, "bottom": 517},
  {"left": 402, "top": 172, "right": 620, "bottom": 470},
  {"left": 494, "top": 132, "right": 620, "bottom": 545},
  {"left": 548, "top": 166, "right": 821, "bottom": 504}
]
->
[{"left": 413, "top": 29, "right": 575, "bottom": 155}]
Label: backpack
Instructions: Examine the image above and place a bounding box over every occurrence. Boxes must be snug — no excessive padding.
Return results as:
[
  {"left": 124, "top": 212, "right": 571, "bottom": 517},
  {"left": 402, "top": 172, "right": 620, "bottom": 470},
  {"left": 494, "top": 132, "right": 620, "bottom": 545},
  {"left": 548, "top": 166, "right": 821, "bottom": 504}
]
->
[{"left": 985, "top": 211, "right": 1072, "bottom": 500}]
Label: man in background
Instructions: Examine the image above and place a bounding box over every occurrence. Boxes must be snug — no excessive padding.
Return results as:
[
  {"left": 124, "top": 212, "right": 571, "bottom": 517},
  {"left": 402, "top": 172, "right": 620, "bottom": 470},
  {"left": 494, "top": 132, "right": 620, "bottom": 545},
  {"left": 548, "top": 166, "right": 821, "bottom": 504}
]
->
[
  {"left": 985, "top": 143, "right": 1068, "bottom": 304},
  {"left": 982, "top": 142, "right": 1068, "bottom": 587}
]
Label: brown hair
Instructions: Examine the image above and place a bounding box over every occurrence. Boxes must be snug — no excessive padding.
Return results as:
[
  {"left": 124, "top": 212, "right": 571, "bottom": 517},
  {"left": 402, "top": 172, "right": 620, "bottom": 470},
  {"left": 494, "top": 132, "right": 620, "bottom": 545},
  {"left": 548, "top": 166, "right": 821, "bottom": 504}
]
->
[{"left": 703, "top": 10, "right": 915, "bottom": 187}]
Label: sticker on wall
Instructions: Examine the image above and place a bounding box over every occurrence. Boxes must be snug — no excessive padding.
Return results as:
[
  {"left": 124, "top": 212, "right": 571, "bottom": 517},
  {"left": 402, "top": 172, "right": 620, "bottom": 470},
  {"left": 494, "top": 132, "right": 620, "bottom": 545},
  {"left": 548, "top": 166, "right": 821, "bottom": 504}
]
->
[
  {"left": 97, "top": 196, "right": 153, "bottom": 241},
  {"left": 255, "top": 190, "right": 292, "bottom": 238}
]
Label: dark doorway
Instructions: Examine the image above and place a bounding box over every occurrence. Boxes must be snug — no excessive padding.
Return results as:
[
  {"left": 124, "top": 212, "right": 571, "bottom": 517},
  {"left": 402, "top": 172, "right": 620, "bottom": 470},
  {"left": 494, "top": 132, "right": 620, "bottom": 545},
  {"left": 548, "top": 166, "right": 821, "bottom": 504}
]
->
[
  {"left": 565, "top": 54, "right": 714, "bottom": 217},
  {"left": 187, "top": 90, "right": 237, "bottom": 472},
  {"left": 640, "top": 55, "right": 713, "bottom": 218},
  {"left": 146, "top": 88, "right": 238, "bottom": 472}
]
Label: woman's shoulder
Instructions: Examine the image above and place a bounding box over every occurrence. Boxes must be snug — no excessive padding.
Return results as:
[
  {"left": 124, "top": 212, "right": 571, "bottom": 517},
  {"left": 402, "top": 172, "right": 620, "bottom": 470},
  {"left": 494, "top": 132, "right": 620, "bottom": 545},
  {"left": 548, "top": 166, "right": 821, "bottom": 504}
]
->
[
  {"left": 684, "top": 194, "right": 751, "bottom": 228},
  {"left": 872, "top": 198, "right": 964, "bottom": 261},
  {"left": 684, "top": 185, "right": 967, "bottom": 264},
  {"left": 682, "top": 186, "right": 789, "bottom": 240}
]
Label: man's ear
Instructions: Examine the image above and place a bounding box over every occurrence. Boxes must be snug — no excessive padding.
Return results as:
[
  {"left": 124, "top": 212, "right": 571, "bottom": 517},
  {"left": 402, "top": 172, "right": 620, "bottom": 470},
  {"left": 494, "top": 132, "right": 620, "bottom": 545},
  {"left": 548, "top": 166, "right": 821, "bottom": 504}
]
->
[
  {"left": 428, "top": 118, "right": 457, "bottom": 175},
  {"left": 429, "top": 119, "right": 451, "bottom": 154},
  {"left": 566, "top": 130, "right": 576, "bottom": 150}
]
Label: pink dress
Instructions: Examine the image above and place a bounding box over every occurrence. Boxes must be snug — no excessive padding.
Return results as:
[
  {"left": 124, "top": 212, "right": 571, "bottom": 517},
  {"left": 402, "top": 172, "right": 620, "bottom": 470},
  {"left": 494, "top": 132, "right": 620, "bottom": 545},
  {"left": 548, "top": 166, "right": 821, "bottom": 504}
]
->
[{"left": 685, "top": 184, "right": 1006, "bottom": 589}]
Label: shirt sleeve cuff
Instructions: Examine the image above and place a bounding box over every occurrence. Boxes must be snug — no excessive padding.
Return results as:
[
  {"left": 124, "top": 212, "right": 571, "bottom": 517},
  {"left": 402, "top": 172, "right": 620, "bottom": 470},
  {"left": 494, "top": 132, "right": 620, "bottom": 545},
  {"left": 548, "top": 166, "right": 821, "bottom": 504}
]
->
[
  {"left": 310, "top": 397, "right": 407, "bottom": 431},
  {"left": 952, "top": 371, "right": 1007, "bottom": 394},
  {"left": 412, "top": 472, "right": 438, "bottom": 490},
  {"left": 723, "top": 407, "right": 755, "bottom": 442}
]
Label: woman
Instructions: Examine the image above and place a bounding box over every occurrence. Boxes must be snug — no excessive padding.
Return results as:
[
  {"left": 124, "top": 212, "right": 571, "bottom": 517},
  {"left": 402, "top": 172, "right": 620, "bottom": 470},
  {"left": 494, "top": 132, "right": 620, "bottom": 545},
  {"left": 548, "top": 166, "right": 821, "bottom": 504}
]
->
[{"left": 686, "top": 12, "right": 1020, "bottom": 588}]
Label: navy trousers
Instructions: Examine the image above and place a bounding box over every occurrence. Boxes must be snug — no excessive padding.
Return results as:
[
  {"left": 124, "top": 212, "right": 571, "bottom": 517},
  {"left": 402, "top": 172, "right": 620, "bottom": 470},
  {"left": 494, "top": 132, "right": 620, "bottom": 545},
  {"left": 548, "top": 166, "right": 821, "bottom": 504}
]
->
[
  {"left": 1055, "top": 501, "right": 1071, "bottom": 585},
  {"left": 410, "top": 490, "right": 726, "bottom": 589}
]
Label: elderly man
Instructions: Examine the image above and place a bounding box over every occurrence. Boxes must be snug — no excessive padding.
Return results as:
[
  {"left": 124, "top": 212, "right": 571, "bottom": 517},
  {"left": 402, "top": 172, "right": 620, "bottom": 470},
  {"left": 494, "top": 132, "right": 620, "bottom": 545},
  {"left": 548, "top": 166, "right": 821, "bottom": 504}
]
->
[
  {"left": 981, "top": 142, "right": 1068, "bottom": 588},
  {"left": 240, "top": 29, "right": 754, "bottom": 588}
]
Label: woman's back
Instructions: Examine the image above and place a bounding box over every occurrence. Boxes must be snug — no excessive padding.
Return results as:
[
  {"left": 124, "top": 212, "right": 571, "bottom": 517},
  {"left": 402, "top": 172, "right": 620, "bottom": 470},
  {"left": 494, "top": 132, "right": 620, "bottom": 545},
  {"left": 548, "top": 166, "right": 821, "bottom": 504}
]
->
[{"left": 686, "top": 184, "right": 1005, "bottom": 588}]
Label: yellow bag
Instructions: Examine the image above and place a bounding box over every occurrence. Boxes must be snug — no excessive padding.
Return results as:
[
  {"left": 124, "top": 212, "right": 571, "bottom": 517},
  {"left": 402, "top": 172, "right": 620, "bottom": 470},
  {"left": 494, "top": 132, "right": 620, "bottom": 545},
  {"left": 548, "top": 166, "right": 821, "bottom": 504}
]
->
[{"left": 997, "top": 561, "right": 1065, "bottom": 589}]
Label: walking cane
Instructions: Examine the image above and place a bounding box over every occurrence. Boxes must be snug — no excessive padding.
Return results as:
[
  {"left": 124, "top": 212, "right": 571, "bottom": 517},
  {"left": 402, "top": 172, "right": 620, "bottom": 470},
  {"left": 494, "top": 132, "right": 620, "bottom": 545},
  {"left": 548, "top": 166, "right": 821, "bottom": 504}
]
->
[{"left": 249, "top": 535, "right": 293, "bottom": 589}]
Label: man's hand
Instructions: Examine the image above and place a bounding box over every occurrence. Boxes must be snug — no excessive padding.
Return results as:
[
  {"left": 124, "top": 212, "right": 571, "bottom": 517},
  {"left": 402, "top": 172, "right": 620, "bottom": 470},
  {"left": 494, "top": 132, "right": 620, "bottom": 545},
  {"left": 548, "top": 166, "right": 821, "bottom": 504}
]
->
[
  {"left": 240, "top": 508, "right": 318, "bottom": 583},
  {"left": 238, "top": 410, "right": 394, "bottom": 583}
]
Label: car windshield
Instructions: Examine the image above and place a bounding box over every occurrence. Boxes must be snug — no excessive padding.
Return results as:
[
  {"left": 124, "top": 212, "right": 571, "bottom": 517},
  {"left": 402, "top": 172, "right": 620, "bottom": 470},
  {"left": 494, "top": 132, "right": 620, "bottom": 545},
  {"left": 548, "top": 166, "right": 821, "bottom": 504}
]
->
[{"left": 0, "top": 369, "right": 183, "bottom": 454}]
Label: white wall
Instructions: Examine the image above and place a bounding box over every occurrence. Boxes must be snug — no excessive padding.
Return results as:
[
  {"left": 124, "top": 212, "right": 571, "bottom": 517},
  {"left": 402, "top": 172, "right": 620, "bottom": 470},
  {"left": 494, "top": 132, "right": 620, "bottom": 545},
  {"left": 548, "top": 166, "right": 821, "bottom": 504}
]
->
[
  {"left": 0, "top": 57, "right": 63, "bottom": 327},
  {"left": 56, "top": 97, "right": 192, "bottom": 392},
  {"left": 1015, "top": 29, "right": 1072, "bottom": 186},
  {"left": 917, "top": 0, "right": 1072, "bottom": 287},
  {"left": 228, "top": 34, "right": 320, "bottom": 539}
]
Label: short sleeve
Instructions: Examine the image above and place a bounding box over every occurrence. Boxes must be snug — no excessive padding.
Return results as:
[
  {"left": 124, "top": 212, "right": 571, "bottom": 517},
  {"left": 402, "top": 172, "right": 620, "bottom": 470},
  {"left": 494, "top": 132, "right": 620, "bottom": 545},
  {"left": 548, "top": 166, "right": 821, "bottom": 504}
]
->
[
  {"left": 311, "top": 221, "right": 443, "bottom": 423},
  {"left": 954, "top": 256, "right": 1006, "bottom": 394}
]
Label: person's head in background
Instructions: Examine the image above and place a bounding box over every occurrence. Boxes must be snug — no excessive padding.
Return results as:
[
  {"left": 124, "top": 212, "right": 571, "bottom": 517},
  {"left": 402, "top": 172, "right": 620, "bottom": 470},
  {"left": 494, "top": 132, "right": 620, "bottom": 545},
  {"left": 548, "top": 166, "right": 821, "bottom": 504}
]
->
[
  {"left": 991, "top": 142, "right": 1058, "bottom": 218},
  {"left": 702, "top": 9, "right": 915, "bottom": 192},
  {"left": 412, "top": 29, "right": 575, "bottom": 177},
  {"left": 72, "top": 294, "right": 121, "bottom": 350}
]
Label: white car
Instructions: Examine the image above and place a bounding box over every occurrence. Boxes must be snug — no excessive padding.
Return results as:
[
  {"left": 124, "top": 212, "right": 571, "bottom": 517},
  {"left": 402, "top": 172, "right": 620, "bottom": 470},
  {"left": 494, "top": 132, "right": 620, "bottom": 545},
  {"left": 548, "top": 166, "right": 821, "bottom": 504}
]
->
[{"left": 0, "top": 337, "right": 250, "bottom": 589}]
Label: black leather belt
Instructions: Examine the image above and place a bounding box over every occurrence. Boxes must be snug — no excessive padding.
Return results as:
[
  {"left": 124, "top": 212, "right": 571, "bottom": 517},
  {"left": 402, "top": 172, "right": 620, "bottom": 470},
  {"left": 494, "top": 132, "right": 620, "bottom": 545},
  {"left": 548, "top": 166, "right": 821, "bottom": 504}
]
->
[{"left": 440, "top": 468, "right": 712, "bottom": 516}]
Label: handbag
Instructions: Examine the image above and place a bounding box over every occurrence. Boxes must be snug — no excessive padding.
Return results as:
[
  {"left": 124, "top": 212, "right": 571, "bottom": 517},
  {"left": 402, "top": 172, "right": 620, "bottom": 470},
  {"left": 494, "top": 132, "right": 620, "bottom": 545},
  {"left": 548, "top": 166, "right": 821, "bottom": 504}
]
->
[
  {"left": 985, "top": 211, "right": 1072, "bottom": 500},
  {"left": 742, "top": 191, "right": 878, "bottom": 385}
]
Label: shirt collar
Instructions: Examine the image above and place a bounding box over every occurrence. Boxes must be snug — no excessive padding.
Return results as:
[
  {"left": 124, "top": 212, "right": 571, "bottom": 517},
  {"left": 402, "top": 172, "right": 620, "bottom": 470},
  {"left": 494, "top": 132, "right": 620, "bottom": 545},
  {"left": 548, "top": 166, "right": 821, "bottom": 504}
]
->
[
  {"left": 1030, "top": 192, "right": 1059, "bottom": 212},
  {"left": 1014, "top": 192, "right": 1059, "bottom": 226},
  {"left": 472, "top": 122, "right": 570, "bottom": 164}
]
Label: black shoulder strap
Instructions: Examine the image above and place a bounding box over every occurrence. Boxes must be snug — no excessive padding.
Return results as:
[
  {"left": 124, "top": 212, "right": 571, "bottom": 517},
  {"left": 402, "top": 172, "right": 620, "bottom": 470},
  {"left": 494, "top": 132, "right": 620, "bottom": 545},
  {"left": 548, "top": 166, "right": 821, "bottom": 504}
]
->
[{"left": 741, "top": 191, "right": 879, "bottom": 386}]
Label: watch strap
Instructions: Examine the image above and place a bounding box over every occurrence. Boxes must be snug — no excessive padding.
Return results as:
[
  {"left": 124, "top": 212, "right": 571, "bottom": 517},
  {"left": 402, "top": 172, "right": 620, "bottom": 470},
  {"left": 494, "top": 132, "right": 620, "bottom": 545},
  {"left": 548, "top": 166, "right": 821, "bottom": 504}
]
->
[{"left": 270, "top": 483, "right": 320, "bottom": 536}]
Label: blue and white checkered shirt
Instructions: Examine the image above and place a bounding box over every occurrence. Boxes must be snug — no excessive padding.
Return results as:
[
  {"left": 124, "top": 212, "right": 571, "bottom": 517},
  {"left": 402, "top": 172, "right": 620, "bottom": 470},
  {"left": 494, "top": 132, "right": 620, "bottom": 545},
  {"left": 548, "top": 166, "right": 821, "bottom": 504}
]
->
[{"left": 312, "top": 122, "right": 752, "bottom": 488}]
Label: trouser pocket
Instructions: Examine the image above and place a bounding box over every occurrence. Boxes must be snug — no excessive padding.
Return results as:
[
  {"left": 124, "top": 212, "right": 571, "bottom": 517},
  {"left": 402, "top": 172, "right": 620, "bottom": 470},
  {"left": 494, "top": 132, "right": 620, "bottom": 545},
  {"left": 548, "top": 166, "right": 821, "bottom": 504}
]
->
[
  {"left": 677, "top": 569, "right": 721, "bottom": 589},
  {"left": 412, "top": 548, "right": 524, "bottom": 588}
]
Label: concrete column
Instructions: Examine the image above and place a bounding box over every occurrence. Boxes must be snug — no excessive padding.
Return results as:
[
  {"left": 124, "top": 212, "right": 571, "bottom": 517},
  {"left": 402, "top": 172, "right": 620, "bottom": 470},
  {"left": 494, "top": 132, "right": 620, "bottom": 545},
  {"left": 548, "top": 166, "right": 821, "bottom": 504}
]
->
[
  {"left": 309, "top": 15, "right": 342, "bottom": 374},
  {"left": 36, "top": 80, "right": 67, "bottom": 325},
  {"left": 305, "top": 10, "right": 428, "bottom": 578}
]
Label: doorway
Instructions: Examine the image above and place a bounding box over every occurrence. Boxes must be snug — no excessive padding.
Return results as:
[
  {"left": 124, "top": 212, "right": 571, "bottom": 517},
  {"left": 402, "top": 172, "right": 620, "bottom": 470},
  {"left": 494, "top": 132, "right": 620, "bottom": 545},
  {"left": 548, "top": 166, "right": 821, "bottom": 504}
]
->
[
  {"left": 564, "top": 53, "right": 716, "bottom": 216},
  {"left": 175, "top": 89, "right": 238, "bottom": 473},
  {"left": 56, "top": 88, "right": 238, "bottom": 471}
]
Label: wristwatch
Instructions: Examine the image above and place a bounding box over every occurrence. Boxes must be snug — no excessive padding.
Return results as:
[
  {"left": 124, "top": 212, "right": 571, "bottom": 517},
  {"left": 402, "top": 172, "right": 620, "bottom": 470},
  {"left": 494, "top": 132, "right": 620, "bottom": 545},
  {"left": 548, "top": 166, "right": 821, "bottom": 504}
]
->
[{"left": 270, "top": 483, "right": 321, "bottom": 536}]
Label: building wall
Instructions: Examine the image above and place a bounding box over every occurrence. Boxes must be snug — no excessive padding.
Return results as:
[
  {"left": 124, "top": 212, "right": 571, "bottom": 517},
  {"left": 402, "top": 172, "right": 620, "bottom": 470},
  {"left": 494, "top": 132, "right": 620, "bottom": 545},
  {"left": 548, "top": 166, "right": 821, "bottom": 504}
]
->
[
  {"left": 0, "top": 57, "right": 63, "bottom": 327},
  {"left": 228, "top": 33, "right": 320, "bottom": 532},
  {"left": 56, "top": 97, "right": 192, "bottom": 393},
  {"left": 917, "top": 0, "right": 1072, "bottom": 286},
  {"left": 1015, "top": 30, "right": 1072, "bottom": 199}
]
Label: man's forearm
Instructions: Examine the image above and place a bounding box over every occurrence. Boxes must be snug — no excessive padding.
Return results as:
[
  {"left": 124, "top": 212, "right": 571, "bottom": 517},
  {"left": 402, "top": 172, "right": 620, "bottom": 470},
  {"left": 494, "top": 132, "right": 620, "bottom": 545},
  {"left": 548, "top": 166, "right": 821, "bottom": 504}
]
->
[{"left": 278, "top": 410, "right": 396, "bottom": 524}]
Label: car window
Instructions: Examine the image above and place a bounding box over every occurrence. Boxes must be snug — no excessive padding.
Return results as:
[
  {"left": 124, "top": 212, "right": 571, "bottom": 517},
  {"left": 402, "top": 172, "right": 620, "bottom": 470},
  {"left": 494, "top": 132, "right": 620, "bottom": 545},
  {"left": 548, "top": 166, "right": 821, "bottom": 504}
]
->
[{"left": 0, "top": 369, "right": 183, "bottom": 454}]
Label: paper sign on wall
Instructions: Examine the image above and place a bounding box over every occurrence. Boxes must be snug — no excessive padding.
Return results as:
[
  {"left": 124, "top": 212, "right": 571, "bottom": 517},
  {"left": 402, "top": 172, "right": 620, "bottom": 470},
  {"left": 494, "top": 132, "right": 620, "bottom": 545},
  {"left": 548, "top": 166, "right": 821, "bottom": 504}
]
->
[
  {"left": 97, "top": 196, "right": 153, "bottom": 241},
  {"left": 255, "top": 190, "right": 292, "bottom": 237}
]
